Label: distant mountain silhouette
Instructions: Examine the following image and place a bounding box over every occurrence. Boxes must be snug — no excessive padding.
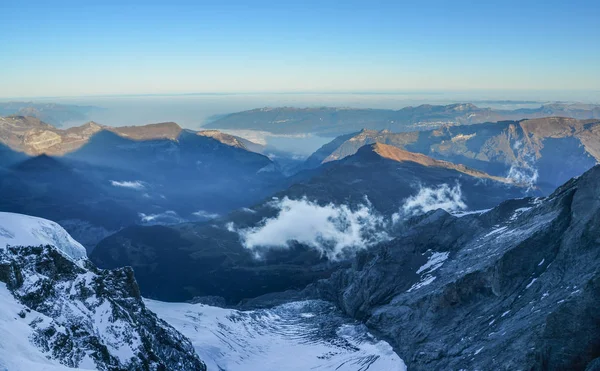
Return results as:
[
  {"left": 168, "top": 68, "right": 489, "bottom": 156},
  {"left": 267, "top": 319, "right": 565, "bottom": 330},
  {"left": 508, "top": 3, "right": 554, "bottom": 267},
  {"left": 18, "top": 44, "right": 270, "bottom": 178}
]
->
[
  {"left": 0, "top": 116, "right": 264, "bottom": 156},
  {"left": 207, "top": 103, "right": 600, "bottom": 136}
]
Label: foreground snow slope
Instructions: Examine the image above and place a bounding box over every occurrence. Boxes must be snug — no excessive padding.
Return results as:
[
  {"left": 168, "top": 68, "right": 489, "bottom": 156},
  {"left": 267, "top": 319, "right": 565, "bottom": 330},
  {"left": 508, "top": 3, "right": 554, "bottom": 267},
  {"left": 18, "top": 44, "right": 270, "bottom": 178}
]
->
[
  {"left": 0, "top": 283, "right": 91, "bottom": 371},
  {"left": 146, "top": 299, "right": 406, "bottom": 371},
  {"left": 0, "top": 212, "right": 205, "bottom": 370}
]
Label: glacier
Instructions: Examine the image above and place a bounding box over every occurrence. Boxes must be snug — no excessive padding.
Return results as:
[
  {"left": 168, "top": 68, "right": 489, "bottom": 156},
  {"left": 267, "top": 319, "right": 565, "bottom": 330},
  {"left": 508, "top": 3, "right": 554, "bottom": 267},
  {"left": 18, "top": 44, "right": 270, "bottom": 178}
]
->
[
  {"left": 147, "top": 299, "right": 406, "bottom": 371},
  {"left": 0, "top": 212, "right": 87, "bottom": 261}
]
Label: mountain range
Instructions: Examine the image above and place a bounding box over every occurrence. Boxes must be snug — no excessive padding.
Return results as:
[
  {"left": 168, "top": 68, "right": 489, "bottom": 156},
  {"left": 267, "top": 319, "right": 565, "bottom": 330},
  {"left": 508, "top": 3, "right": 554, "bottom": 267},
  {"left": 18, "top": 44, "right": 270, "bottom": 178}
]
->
[
  {"left": 304, "top": 117, "right": 600, "bottom": 193},
  {"left": 4, "top": 156, "right": 600, "bottom": 370},
  {"left": 206, "top": 103, "right": 600, "bottom": 136},
  {"left": 0, "top": 102, "right": 101, "bottom": 127},
  {"left": 0, "top": 116, "right": 264, "bottom": 157},
  {"left": 0, "top": 118, "right": 287, "bottom": 249}
]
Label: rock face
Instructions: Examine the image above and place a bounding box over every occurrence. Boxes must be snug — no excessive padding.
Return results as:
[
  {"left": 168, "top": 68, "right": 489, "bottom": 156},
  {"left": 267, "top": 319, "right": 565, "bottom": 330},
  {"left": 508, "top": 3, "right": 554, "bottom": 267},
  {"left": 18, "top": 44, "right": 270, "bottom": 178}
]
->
[
  {"left": 207, "top": 104, "right": 600, "bottom": 136},
  {"left": 0, "top": 212, "right": 206, "bottom": 370},
  {"left": 0, "top": 116, "right": 106, "bottom": 156},
  {"left": 307, "top": 165, "right": 600, "bottom": 370},
  {"left": 305, "top": 117, "right": 600, "bottom": 193}
]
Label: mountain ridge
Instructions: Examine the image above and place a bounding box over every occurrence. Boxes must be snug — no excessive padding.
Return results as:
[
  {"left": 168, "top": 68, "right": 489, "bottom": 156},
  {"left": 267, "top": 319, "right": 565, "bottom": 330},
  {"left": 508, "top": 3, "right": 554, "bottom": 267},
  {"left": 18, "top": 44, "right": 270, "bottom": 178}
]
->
[
  {"left": 90, "top": 142, "right": 532, "bottom": 303},
  {"left": 207, "top": 103, "right": 600, "bottom": 135},
  {"left": 305, "top": 117, "right": 600, "bottom": 193},
  {"left": 363, "top": 143, "right": 513, "bottom": 184},
  {"left": 0, "top": 116, "right": 263, "bottom": 157}
]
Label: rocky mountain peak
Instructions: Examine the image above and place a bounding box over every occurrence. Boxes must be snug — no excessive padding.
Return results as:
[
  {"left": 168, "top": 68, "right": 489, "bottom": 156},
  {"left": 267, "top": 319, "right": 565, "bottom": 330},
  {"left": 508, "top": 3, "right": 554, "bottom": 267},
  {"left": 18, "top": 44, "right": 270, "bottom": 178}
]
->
[
  {"left": 0, "top": 212, "right": 207, "bottom": 370},
  {"left": 307, "top": 164, "right": 600, "bottom": 370},
  {"left": 197, "top": 129, "right": 247, "bottom": 149}
]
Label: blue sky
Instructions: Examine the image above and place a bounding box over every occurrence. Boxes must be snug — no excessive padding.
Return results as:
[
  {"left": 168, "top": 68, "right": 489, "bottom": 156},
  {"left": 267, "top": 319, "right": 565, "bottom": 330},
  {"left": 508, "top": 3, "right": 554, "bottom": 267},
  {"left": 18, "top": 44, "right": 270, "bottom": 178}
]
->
[{"left": 1, "top": 0, "right": 599, "bottom": 98}]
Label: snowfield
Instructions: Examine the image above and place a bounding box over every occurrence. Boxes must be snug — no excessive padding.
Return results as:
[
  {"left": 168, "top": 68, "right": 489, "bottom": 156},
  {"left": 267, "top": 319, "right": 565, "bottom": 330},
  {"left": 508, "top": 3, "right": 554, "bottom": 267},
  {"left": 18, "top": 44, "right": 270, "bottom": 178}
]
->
[
  {"left": 0, "top": 284, "right": 92, "bottom": 371},
  {"left": 0, "top": 212, "right": 87, "bottom": 261},
  {"left": 146, "top": 299, "right": 406, "bottom": 371}
]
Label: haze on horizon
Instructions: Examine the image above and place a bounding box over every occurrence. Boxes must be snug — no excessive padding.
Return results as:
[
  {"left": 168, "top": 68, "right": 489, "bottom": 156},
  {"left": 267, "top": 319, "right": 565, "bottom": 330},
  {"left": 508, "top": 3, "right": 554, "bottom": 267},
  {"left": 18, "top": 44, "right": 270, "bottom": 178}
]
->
[{"left": 1, "top": 0, "right": 599, "bottom": 99}]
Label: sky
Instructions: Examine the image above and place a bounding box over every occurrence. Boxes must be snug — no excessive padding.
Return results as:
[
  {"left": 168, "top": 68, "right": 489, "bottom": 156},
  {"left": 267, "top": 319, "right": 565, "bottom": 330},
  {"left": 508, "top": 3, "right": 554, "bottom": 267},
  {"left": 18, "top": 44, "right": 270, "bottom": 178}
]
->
[{"left": 1, "top": 0, "right": 599, "bottom": 98}]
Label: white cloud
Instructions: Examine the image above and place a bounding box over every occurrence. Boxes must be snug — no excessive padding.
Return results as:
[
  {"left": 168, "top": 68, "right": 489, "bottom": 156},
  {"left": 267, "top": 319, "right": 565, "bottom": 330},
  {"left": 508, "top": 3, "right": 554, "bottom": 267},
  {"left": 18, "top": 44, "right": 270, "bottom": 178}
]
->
[
  {"left": 193, "top": 210, "right": 220, "bottom": 219},
  {"left": 110, "top": 180, "right": 146, "bottom": 190},
  {"left": 506, "top": 164, "right": 538, "bottom": 190},
  {"left": 226, "top": 222, "right": 236, "bottom": 232},
  {"left": 394, "top": 183, "right": 467, "bottom": 222},
  {"left": 236, "top": 197, "right": 389, "bottom": 261},
  {"left": 139, "top": 210, "right": 183, "bottom": 224},
  {"left": 506, "top": 147, "right": 538, "bottom": 190}
]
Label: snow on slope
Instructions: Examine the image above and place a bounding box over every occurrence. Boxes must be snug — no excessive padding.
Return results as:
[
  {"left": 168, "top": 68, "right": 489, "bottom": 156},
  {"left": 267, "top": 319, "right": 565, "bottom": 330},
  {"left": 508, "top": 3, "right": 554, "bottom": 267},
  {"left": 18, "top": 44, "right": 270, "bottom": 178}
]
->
[
  {"left": 0, "top": 283, "right": 91, "bottom": 371},
  {"left": 0, "top": 212, "right": 86, "bottom": 261},
  {"left": 146, "top": 299, "right": 406, "bottom": 371},
  {"left": 0, "top": 212, "right": 204, "bottom": 370}
]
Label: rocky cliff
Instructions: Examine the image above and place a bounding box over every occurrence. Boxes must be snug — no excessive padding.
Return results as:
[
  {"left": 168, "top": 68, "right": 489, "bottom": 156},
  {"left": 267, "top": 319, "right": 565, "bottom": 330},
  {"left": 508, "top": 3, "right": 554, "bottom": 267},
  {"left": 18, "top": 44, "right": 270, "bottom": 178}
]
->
[{"left": 307, "top": 165, "right": 600, "bottom": 370}]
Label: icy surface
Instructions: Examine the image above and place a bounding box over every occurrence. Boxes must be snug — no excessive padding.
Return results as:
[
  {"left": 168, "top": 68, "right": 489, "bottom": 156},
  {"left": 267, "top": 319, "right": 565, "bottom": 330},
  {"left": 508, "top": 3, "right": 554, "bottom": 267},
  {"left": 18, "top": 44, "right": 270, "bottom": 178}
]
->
[
  {"left": 146, "top": 299, "right": 406, "bottom": 371},
  {"left": 0, "top": 212, "right": 86, "bottom": 261}
]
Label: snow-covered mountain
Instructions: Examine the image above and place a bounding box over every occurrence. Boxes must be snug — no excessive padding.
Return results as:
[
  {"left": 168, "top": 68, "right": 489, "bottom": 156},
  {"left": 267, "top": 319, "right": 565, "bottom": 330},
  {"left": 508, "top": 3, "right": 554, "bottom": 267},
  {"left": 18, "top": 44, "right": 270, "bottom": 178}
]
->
[
  {"left": 146, "top": 299, "right": 405, "bottom": 371},
  {"left": 0, "top": 212, "right": 206, "bottom": 370}
]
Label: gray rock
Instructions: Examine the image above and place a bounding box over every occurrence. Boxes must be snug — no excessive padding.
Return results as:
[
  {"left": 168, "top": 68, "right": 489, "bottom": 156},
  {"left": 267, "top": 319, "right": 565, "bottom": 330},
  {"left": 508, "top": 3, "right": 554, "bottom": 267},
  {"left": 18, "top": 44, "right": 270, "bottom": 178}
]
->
[
  {"left": 307, "top": 165, "right": 600, "bottom": 370},
  {"left": 0, "top": 244, "right": 206, "bottom": 370}
]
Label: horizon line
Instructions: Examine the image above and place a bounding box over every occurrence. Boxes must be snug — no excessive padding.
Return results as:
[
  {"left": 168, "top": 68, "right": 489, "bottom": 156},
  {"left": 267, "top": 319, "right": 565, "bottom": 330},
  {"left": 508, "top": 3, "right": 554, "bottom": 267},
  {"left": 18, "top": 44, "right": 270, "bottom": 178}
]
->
[{"left": 2, "top": 88, "right": 600, "bottom": 101}]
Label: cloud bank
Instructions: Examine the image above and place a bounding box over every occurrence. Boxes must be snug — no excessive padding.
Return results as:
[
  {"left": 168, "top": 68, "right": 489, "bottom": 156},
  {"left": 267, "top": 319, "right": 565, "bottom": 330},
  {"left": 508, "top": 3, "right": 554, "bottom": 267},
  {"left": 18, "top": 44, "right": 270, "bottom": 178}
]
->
[
  {"left": 394, "top": 183, "right": 467, "bottom": 222},
  {"left": 110, "top": 180, "right": 146, "bottom": 190},
  {"left": 236, "top": 197, "right": 389, "bottom": 260}
]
